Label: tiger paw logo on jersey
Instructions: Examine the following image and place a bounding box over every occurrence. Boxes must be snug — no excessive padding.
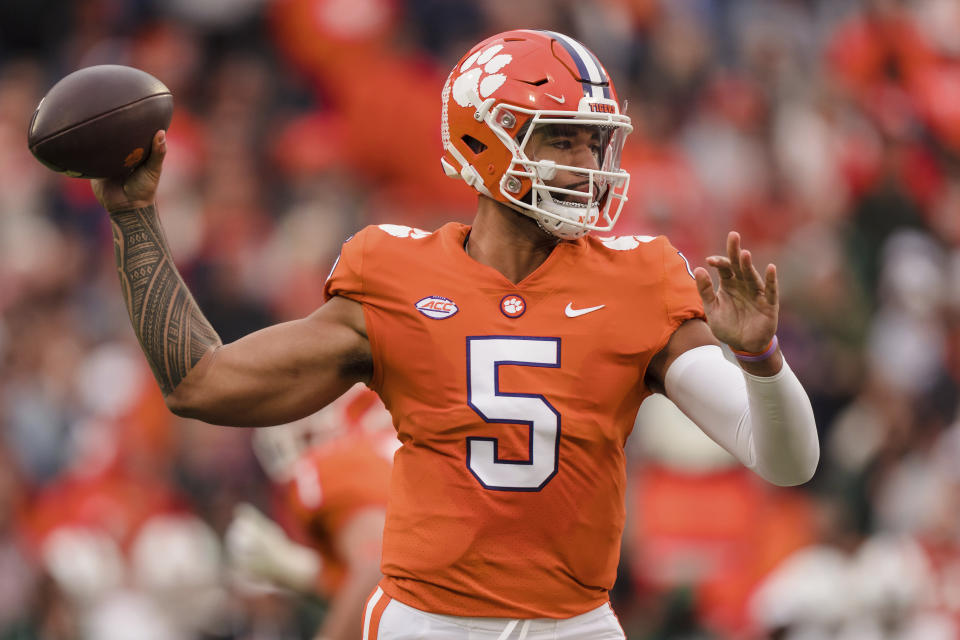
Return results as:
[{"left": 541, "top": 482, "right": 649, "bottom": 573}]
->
[
  {"left": 451, "top": 44, "right": 513, "bottom": 108},
  {"left": 500, "top": 294, "right": 526, "bottom": 318},
  {"left": 415, "top": 296, "right": 459, "bottom": 320},
  {"left": 378, "top": 224, "right": 431, "bottom": 239},
  {"left": 598, "top": 235, "right": 655, "bottom": 251}
]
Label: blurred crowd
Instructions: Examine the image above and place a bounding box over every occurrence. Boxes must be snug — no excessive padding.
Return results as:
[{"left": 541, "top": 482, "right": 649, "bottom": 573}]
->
[{"left": 2, "top": 0, "right": 960, "bottom": 638}]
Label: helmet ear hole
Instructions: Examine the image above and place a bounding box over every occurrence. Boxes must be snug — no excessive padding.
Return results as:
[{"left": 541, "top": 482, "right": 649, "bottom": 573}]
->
[{"left": 461, "top": 135, "right": 487, "bottom": 155}]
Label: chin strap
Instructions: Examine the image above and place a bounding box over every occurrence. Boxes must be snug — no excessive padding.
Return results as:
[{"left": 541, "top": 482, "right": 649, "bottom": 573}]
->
[
  {"left": 532, "top": 192, "right": 598, "bottom": 240},
  {"left": 497, "top": 194, "right": 587, "bottom": 240}
]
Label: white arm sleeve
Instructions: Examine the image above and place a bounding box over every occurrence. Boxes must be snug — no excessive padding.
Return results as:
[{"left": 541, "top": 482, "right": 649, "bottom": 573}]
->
[{"left": 663, "top": 345, "right": 819, "bottom": 486}]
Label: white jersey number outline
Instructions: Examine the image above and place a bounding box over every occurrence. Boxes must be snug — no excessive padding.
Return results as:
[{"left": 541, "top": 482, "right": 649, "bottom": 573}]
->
[{"left": 466, "top": 336, "right": 560, "bottom": 491}]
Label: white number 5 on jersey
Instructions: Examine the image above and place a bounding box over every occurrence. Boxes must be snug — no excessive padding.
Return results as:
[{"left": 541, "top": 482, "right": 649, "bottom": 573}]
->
[{"left": 466, "top": 336, "right": 561, "bottom": 491}]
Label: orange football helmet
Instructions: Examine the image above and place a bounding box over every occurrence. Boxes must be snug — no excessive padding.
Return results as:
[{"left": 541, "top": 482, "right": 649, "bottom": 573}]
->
[{"left": 441, "top": 29, "right": 632, "bottom": 239}]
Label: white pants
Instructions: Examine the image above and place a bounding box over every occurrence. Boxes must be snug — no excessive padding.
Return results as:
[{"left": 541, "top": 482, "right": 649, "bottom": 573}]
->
[{"left": 362, "top": 587, "right": 626, "bottom": 640}]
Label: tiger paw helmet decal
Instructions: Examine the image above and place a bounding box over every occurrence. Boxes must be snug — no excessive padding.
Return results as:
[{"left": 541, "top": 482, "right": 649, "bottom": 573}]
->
[{"left": 451, "top": 44, "right": 513, "bottom": 109}]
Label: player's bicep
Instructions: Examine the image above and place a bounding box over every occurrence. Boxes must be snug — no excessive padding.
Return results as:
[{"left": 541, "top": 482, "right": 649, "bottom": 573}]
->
[{"left": 167, "top": 295, "right": 372, "bottom": 427}]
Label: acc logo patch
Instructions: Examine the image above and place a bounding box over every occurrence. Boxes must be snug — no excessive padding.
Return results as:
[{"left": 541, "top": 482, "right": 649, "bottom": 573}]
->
[
  {"left": 416, "top": 296, "right": 459, "bottom": 319},
  {"left": 500, "top": 294, "right": 526, "bottom": 318}
]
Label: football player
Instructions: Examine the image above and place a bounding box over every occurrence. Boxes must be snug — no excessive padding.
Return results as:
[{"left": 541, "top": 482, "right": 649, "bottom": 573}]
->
[
  {"left": 91, "top": 29, "right": 819, "bottom": 640},
  {"left": 226, "top": 384, "right": 393, "bottom": 640}
]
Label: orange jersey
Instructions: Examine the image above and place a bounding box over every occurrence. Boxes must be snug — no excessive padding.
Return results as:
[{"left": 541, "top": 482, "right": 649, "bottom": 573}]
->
[
  {"left": 323, "top": 222, "right": 704, "bottom": 618},
  {"left": 284, "top": 432, "right": 393, "bottom": 595}
]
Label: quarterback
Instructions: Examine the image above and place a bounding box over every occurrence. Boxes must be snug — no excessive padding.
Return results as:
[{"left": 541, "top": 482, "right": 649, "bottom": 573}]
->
[{"left": 92, "top": 29, "right": 819, "bottom": 640}]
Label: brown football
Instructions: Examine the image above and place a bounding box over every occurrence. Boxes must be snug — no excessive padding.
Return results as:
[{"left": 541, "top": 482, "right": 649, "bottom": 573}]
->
[{"left": 27, "top": 65, "right": 173, "bottom": 179}]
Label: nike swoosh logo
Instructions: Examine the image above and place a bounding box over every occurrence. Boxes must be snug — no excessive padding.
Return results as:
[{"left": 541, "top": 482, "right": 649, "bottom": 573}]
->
[
  {"left": 565, "top": 303, "right": 605, "bottom": 318},
  {"left": 545, "top": 93, "right": 566, "bottom": 104}
]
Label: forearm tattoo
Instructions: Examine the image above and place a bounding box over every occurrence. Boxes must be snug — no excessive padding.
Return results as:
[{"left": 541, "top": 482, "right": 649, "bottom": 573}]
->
[{"left": 110, "top": 205, "right": 221, "bottom": 395}]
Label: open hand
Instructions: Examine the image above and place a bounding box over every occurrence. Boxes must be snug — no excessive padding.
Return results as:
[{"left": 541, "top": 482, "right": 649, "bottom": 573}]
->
[
  {"left": 91, "top": 129, "right": 166, "bottom": 213},
  {"left": 693, "top": 232, "right": 778, "bottom": 353}
]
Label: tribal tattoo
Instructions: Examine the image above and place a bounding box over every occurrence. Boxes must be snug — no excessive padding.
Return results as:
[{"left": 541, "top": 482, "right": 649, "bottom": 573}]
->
[{"left": 111, "top": 205, "right": 221, "bottom": 395}]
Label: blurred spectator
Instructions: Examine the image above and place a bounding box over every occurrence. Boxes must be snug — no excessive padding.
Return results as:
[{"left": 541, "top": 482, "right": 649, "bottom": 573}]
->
[
  {"left": 227, "top": 384, "right": 394, "bottom": 639},
  {"left": 7, "top": 0, "right": 960, "bottom": 637},
  {"left": 624, "top": 394, "right": 816, "bottom": 637},
  {"left": 0, "top": 445, "right": 38, "bottom": 636}
]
